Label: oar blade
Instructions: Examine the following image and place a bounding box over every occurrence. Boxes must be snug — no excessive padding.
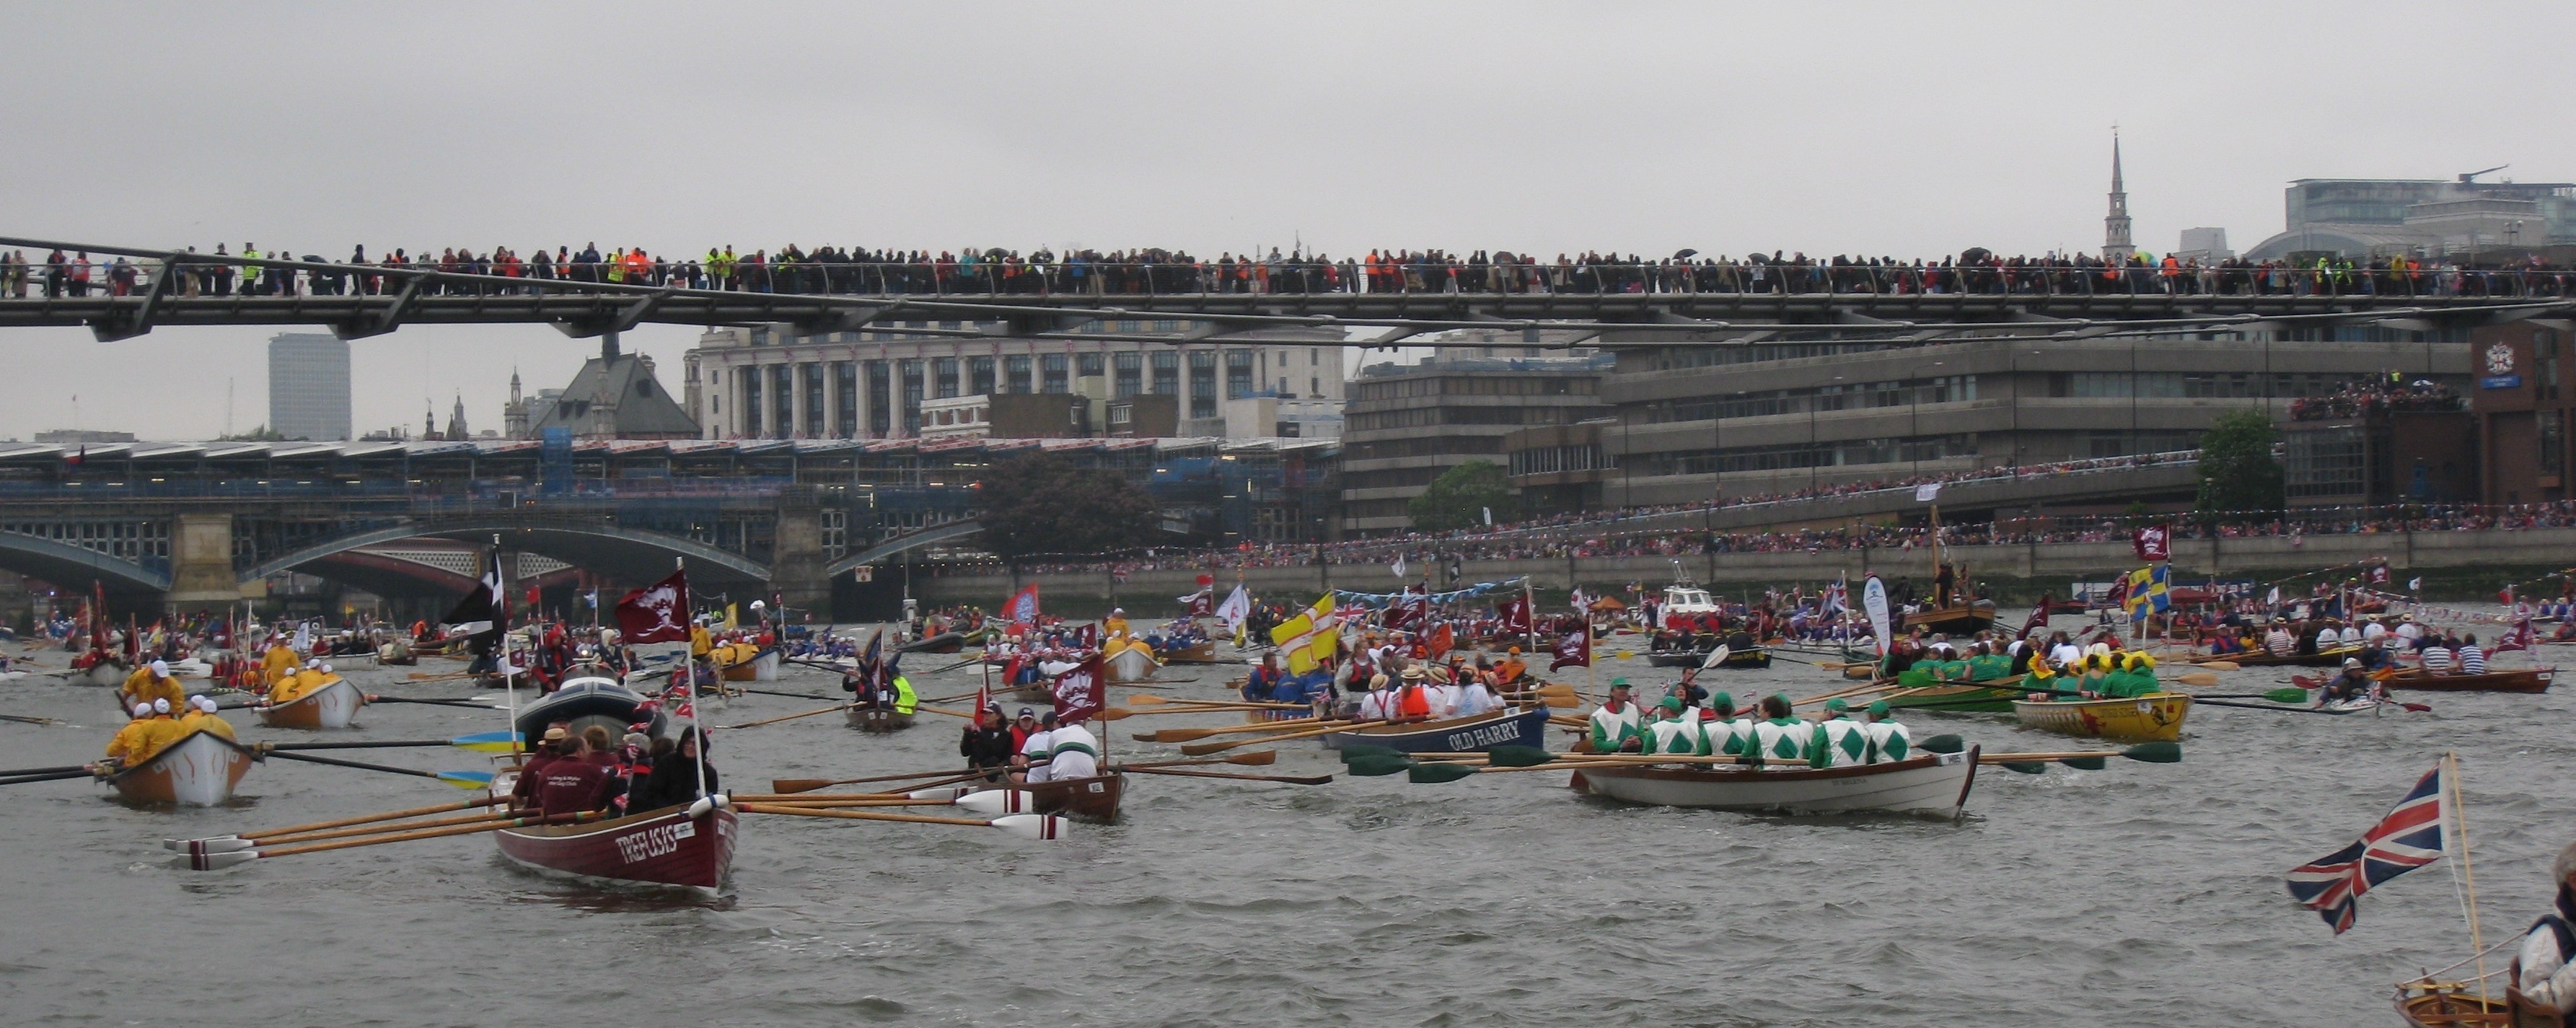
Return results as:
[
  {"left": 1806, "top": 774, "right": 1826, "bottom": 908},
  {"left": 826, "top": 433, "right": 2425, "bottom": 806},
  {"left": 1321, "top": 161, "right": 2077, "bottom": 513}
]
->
[
  {"left": 953, "top": 790, "right": 1034, "bottom": 816},
  {"left": 2122, "top": 742, "right": 2184, "bottom": 763},
  {"left": 1148, "top": 728, "right": 1217, "bottom": 743},
  {"left": 177, "top": 849, "right": 261, "bottom": 871},
  {"left": 2262, "top": 687, "right": 2311, "bottom": 704},
  {"left": 2174, "top": 672, "right": 2220, "bottom": 687},
  {"left": 1998, "top": 762, "right": 2050, "bottom": 775},
  {"left": 770, "top": 778, "right": 834, "bottom": 794},
  {"left": 1405, "top": 762, "right": 1482, "bottom": 785},
  {"left": 2196, "top": 661, "right": 2240, "bottom": 672},
  {"left": 434, "top": 770, "right": 495, "bottom": 788},
  {"left": 1917, "top": 734, "right": 1966, "bottom": 755},
  {"left": 1345, "top": 756, "right": 1415, "bottom": 778},
  {"left": 171, "top": 836, "right": 255, "bottom": 855},
  {"left": 2061, "top": 756, "right": 2108, "bottom": 771},
  {"left": 907, "top": 786, "right": 968, "bottom": 802},
  {"left": 989, "top": 814, "right": 1068, "bottom": 840},
  {"left": 1094, "top": 708, "right": 1133, "bottom": 721},
  {"left": 1124, "top": 695, "right": 1171, "bottom": 706},
  {"left": 1339, "top": 744, "right": 1405, "bottom": 764},
  {"left": 449, "top": 731, "right": 523, "bottom": 753},
  {"left": 1223, "top": 751, "right": 1278, "bottom": 766},
  {"left": 1486, "top": 745, "right": 1557, "bottom": 768}
]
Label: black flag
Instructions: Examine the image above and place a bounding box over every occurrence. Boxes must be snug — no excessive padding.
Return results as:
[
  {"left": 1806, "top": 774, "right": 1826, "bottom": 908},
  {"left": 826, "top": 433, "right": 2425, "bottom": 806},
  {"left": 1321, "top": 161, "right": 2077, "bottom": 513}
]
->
[{"left": 443, "top": 550, "right": 508, "bottom": 662}]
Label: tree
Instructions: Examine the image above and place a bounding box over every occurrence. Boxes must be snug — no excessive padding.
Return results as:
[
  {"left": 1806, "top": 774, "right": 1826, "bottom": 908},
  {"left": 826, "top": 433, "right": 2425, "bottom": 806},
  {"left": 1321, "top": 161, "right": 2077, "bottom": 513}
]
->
[
  {"left": 2194, "top": 409, "right": 2285, "bottom": 524},
  {"left": 1407, "top": 460, "right": 1518, "bottom": 532},
  {"left": 975, "top": 452, "right": 1161, "bottom": 564}
]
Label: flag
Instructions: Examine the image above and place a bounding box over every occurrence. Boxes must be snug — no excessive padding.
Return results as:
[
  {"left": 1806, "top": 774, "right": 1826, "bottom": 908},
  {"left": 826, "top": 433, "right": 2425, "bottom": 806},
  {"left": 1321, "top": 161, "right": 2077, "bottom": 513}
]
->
[
  {"left": 1570, "top": 588, "right": 1591, "bottom": 614},
  {"left": 1915, "top": 482, "right": 1940, "bottom": 502},
  {"left": 2122, "top": 568, "right": 2151, "bottom": 618},
  {"left": 525, "top": 587, "right": 543, "bottom": 611},
  {"left": 2133, "top": 524, "right": 2171, "bottom": 562},
  {"left": 1392, "top": 555, "right": 1407, "bottom": 580},
  {"left": 2022, "top": 597, "right": 2052, "bottom": 634},
  {"left": 1498, "top": 594, "right": 1531, "bottom": 636},
  {"left": 1214, "top": 584, "right": 1252, "bottom": 629},
  {"left": 2370, "top": 565, "right": 2391, "bottom": 585},
  {"left": 2409, "top": 577, "right": 2423, "bottom": 592},
  {"left": 1861, "top": 576, "right": 1891, "bottom": 656},
  {"left": 670, "top": 678, "right": 695, "bottom": 721},
  {"left": 1427, "top": 623, "right": 1455, "bottom": 659},
  {"left": 2285, "top": 760, "right": 2452, "bottom": 934},
  {"left": 2267, "top": 586, "right": 2282, "bottom": 607},
  {"left": 721, "top": 604, "right": 738, "bottom": 631},
  {"left": 441, "top": 552, "right": 507, "bottom": 662},
  {"left": 1052, "top": 652, "right": 1104, "bottom": 725},
  {"left": 1003, "top": 584, "right": 1041, "bottom": 624},
  {"left": 1269, "top": 596, "right": 1339, "bottom": 674},
  {"left": 1821, "top": 575, "right": 1847, "bottom": 617},
  {"left": 2149, "top": 563, "right": 2171, "bottom": 613},
  {"left": 1177, "top": 574, "right": 1215, "bottom": 618},
  {"left": 614, "top": 569, "right": 693, "bottom": 644},
  {"left": 2500, "top": 585, "right": 2516, "bottom": 605},
  {"left": 1384, "top": 590, "right": 1423, "bottom": 631},
  {"left": 1550, "top": 624, "right": 1591, "bottom": 671}
]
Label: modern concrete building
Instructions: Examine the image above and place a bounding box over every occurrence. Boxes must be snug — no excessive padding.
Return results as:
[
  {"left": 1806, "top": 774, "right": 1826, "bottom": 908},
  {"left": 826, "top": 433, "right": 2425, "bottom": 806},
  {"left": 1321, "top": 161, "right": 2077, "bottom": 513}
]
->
[
  {"left": 1579, "top": 329, "right": 2471, "bottom": 510},
  {"left": 267, "top": 333, "right": 351, "bottom": 441},
  {"left": 2470, "top": 321, "right": 2576, "bottom": 505},
  {"left": 1340, "top": 353, "right": 1612, "bottom": 534},
  {"left": 2242, "top": 174, "right": 2576, "bottom": 260},
  {"left": 686, "top": 320, "right": 1345, "bottom": 441}
]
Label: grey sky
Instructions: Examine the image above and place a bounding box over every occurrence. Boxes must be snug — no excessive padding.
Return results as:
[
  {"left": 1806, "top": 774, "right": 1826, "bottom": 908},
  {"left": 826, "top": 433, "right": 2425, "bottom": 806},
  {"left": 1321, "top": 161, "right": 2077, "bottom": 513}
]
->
[{"left": 5, "top": 3, "right": 2570, "bottom": 439}]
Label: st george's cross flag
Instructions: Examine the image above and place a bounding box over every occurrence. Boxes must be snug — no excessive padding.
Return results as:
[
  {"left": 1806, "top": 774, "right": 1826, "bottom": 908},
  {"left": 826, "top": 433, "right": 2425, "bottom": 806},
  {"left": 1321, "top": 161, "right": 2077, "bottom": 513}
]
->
[{"left": 2285, "top": 760, "right": 2453, "bottom": 933}]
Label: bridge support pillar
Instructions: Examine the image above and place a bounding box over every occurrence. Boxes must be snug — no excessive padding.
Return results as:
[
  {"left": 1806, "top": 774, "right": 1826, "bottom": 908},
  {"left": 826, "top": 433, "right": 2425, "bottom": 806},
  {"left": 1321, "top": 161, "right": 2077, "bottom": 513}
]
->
[
  {"left": 770, "top": 488, "right": 834, "bottom": 617},
  {"left": 167, "top": 513, "right": 245, "bottom": 610}
]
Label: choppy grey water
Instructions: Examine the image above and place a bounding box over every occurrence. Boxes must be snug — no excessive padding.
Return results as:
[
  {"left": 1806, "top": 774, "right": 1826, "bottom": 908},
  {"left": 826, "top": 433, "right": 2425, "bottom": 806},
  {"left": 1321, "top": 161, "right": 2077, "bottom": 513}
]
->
[{"left": 3, "top": 618, "right": 2572, "bottom": 1027}]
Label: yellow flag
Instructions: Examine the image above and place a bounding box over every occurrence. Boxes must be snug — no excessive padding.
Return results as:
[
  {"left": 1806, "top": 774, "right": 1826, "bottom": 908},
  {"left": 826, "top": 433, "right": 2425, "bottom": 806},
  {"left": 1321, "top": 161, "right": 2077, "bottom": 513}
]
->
[
  {"left": 1269, "top": 596, "right": 1338, "bottom": 674},
  {"left": 724, "top": 603, "right": 739, "bottom": 630}
]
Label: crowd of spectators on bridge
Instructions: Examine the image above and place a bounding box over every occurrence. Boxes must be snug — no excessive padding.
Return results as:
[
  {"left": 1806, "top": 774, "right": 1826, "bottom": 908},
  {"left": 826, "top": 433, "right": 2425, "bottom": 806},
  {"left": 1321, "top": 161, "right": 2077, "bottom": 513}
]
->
[
  {"left": 17, "top": 242, "right": 2576, "bottom": 301},
  {"left": 2287, "top": 378, "right": 2466, "bottom": 421}
]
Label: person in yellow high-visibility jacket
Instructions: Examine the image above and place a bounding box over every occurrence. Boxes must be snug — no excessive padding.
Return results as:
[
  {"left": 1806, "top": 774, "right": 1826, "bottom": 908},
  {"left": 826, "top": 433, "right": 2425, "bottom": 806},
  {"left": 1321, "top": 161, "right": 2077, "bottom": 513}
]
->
[
  {"left": 100, "top": 703, "right": 156, "bottom": 768},
  {"left": 1103, "top": 608, "right": 1130, "bottom": 638},
  {"left": 892, "top": 675, "right": 916, "bottom": 715},
  {"left": 261, "top": 641, "right": 297, "bottom": 688},
  {"left": 120, "top": 659, "right": 185, "bottom": 713},
  {"left": 131, "top": 699, "right": 189, "bottom": 764},
  {"left": 178, "top": 695, "right": 236, "bottom": 742},
  {"left": 690, "top": 622, "right": 713, "bottom": 660}
]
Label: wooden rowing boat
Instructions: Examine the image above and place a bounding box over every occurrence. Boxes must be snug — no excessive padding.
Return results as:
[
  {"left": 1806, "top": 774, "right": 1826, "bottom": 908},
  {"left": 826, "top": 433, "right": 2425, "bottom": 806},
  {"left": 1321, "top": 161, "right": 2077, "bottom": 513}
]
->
[
  {"left": 2225, "top": 646, "right": 2361, "bottom": 668},
  {"left": 2381, "top": 667, "right": 2552, "bottom": 694},
  {"left": 493, "top": 799, "right": 737, "bottom": 898},
  {"left": 1155, "top": 640, "right": 1216, "bottom": 662},
  {"left": 1574, "top": 750, "right": 1979, "bottom": 818},
  {"left": 845, "top": 707, "right": 916, "bottom": 733},
  {"left": 255, "top": 677, "right": 366, "bottom": 730},
  {"left": 717, "top": 649, "right": 781, "bottom": 682},
  {"left": 1898, "top": 599, "right": 1996, "bottom": 635},
  {"left": 1009, "top": 685, "right": 1053, "bottom": 706},
  {"left": 2011, "top": 693, "right": 2191, "bottom": 742},
  {"left": 1016, "top": 771, "right": 1124, "bottom": 822},
  {"left": 2393, "top": 981, "right": 2507, "bottom": 1027},
  {"left": 109, "top": 730, "right": 255, "bottom": 806},
  {"left": 1104, "top": 646, "right": 1159, "bottom": 684},
  {"left": 1320, "top": 706, "right": 1552, "bottom": 754}
]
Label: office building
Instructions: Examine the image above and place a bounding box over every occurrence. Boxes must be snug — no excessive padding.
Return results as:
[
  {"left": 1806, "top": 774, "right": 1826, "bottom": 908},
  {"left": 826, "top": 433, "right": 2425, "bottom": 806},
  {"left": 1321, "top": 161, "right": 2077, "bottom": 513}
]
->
[
  {"left": 2243, "top": 173, "right": 2576, "bottom": 260},
  {"left": 1340, "top": 353, "right": 1611, "bottom": 534},
  {"left": 267, "top": 333, "right": 351, "bottom": 441}
]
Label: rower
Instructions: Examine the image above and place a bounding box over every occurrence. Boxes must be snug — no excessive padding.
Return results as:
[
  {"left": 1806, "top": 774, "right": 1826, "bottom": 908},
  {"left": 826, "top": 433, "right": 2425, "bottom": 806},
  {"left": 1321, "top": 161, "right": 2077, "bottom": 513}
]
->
[
  {"left": 178, "top": 695, "right": 235, "bottom": 741},
  {"left": 2316, "top": 659, "right": 2377, "bottom": 708},
  {"left": 1452, "top": 672, "right": 1500, "bottom": 718},
  {"left": 97, "top": 702, "right": 156, "bottom": 771},
  {"left": 1966, "top": 641, "right": 2011, "bottom": 682},
  {"left": 1103, "top": 607, "right": 1130, "bottom": 638},
  {"left": 1045, "top": 719, "right": 1100, "bottom": 781},
  {"left": 512, "top": 726, "right": 570, "bottom": 809},
  {"left": 1356, "top": 674, "right": 1396, "bottom": 721},
  {"left": 2460, "top": 634, "right": 2487, "bottom": 675},
  {"left": 2264, "top": 621, "right": 2297, "bottom": 657},
  {"left": 1745, "top": 693, "right": 1807, "bottom": 768},
  {"left": 960, "top": 704, "right": 1014, "bottom": 778},
  {"left": 120, "top": 659, "right": 185, "bottom": 713},
  {"left": 537, "top": 730, "right": 617, "bottom": 817},
  {"left": 2509, "top": 840, "right": 2576, "bottom": 1023},
  {"left": 1702, "top": 693, "right": 1754, "bottom": 757},
  {"left": 1016, "top": 711, "right": 1060, "bottom": 783},
  {"left": 1860, "top": 700, "right": 1909, "bottom": 763},
  {"left": 2419, "top": 639, "right": 2456, "bottom": 675},
  {"left": 260, "top": 639, "right": 296, "bottom": 687},
  {"left": 1587, "top": 680, "right": 1644, "bottom": 753},
  {"left": 1494, "top": 646, "right": 1526, "bottom": 687},
  {"left": 1394, "top": 666, "right": 1434, "bottom": 721},
  {"left": 133, "top": 698, "right": 188, "bottom": 763},
  {"left": 1645, "top": 698, "right": 1704, "bottom": 757},
  {"left": 1808, "top": 698, "right": 1869, "bottom": 768}
]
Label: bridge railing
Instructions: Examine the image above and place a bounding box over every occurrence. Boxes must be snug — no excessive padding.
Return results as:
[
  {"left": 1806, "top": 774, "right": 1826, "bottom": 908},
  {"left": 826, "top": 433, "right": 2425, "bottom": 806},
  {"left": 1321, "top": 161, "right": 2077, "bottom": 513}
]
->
[
  {"left": 13, "top": 252, "right": 2576, "bottom": 302},
  {"left": 0, "top": 478, "right": 790, "bottom": 505}
]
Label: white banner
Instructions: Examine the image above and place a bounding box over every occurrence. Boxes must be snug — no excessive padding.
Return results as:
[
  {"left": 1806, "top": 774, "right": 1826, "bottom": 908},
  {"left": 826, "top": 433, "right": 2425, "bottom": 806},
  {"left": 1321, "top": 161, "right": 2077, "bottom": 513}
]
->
[{"left": 1862, "top": 575, "right": 1892, "bottom": 657}]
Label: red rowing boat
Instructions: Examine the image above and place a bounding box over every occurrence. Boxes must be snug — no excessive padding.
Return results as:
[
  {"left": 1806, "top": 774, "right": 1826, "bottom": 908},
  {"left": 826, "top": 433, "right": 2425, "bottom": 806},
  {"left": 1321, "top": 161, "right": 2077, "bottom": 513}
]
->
[
  {"left": 493, "top": 799, "right": 737, "bottom": 897},
  {"left": 2381, "top": 667, "right": 2553, "bottom": 694}
]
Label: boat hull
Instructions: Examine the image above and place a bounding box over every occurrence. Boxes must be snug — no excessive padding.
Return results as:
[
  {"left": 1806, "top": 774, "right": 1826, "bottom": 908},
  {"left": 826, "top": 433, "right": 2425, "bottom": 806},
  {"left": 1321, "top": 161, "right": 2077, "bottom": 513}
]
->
[
  {"left": 1882, "top": 681, "right": 2024, "bottom": 713},
  {"left": 256, "top": 678, "right": 366, "bottom": 729},
  {"left": 2011, "top": 693, "right": 2191, "bottom": 742},
  {"left": 1104, "top": 648, "right": 1159, "bottom": 684},
  {"left": 1646, "top": 649, "right": 1773, "bottom": 669},
  {"left": 1321, "top": 707, "right": 1551, "bottom": 753},
  {"left": 1008, "top": 685, "right": 1054, "bottom": 706},
  {"left": 1156, "top": 641, "right": 1216, "bottom": 662},
  {"left": 1016, "top": 772, "right": 1123, "bottom": 822},
  {"left": 514, "top": 680, "right": 662, "bottom": 742},
  {"left": 1578, "top": 750, "right": 1979, "bottom": 817},
  {"left": 110, "top": 731, "right": 254, "bottom": 806},
  {"left": 845, "top": 707, "right": 916, "bottom": 732},
  {"left": 2383, "top": 668, "right": 2551, "bottom": 693},
  {"left": 2393, "top": 984, "right": 2507, "bottom": 1027},
  {"left": 2228, "top": 647, "right": 2359, "bottom": 667},
  {"left": 494, "top": 802, "right": 736, "bottom": 897},
  {"left": 1898, "top": 601, "right": 1996, "bottom": 635}
]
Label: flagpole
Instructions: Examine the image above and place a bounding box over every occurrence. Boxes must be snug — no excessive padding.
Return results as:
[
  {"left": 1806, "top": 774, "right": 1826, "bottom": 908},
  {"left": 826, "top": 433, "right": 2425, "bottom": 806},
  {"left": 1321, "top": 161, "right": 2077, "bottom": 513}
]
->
[
  {"left": 683, "top": 555, "right": 709, "bottom": 802},
  {"left": 2447, "top": 750, "right": 2489, "bottom": 996}
]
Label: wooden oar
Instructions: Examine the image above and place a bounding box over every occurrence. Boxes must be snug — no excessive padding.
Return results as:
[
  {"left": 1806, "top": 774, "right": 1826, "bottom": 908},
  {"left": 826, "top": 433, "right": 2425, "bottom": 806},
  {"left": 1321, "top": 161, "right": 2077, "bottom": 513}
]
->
[
  {"left": 2194, "top": 696, "right": 2421, "bottom": 715},
  {"left": 0, "top": 768, "right": 101, "bottom": 786},
  {"left": 735, "top": 801, "right": 1065, "bottom": 840},
  {"left": 1112, "top": 752, "right": 1278, "bottom": 770},
  {"left": 245, "top": 809, "right": 522, "bottom": 848},
  {"left": 2190, "top": 660, "right": 2241, "bottom": 671},
  {"left": 1179, "top": 719, "right": 1353, "bottom": 756},
  {"left": 0, "top": 713, "right": 68, "bottom": 726},
  {"left": 733, "top": 687, "right": 838, "bottom": 702},
  {"left": 0, "top": 762, "right": 101, "bottom": 778},
  {"left": 1124, "top": 694, "right": 1307, "bottom": 711},
  {"left": 181, "top": 810, "right": 596, "bottom": 870},
  {"left": 167, "top": 796, "right": 505, "bottom": 850},
  {"left": 358, "top": 695, "right": 501, "bottom": 710},
  {"left": 1119, "top": 766, "right": 1335, "bottom": 785},
  {"left": 253, "top": 747, "right": 493, "bottom": 788},
  {"left": 2163, "top": 672, "right": 2221, "bottom": 687},
  {"left": 1140, "top": 719, "right": 1344, "bottom": 744},
  {"left": 718, "top": 703, "right": 851, "bottom": 730},
  {"left": 746, "top": 791, "right": 1035, "bottom": 815},
  {"left": 2194, "top": 688, "right": 2316, "bottom": 703},
  {"left": 260, "top": 732, "right": 522, "bottom": 754},
  {"left": 404, "top": 671, "right": 485, "bottom": 682},
  {"left": 770, "top": 766, "right": 994, "bottom": 794}
]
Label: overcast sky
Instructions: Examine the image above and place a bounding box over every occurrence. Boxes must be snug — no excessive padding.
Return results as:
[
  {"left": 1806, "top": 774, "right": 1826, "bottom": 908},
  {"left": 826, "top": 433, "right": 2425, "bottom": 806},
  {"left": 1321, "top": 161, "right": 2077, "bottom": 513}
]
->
[{"left": 5, "top": 3, "right": 2570, "bottom": 440}]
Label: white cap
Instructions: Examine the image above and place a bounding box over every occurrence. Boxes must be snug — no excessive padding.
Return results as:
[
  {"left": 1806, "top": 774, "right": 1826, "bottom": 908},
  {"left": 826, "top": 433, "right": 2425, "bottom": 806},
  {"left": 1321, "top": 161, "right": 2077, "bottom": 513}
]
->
[
  {"left": 195, "top": 695, "right": 218, "bottom": 713},
  {"left": 317, "top": 663, "right": 332, "bottom": 674},
  {"left": 284, "top": 664, "right": 301, "bottom": 674},
  {"left": 132, "top": 703, "right": 152, "bottom": 718},
  {"left": 151, "top": 698, "right": 171, "bottom": 714},
  {"left": 149, "top": 659, "right": 169, "bottom": 676}
]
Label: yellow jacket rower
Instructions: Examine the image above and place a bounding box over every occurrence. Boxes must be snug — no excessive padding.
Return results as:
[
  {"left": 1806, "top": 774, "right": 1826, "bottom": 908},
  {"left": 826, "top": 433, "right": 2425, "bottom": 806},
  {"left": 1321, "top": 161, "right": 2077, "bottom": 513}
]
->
[
  {"left": 261, "top": 641, "right": 297, "bottom": 687},
  {"left": 120, "top": 659, "right": 185, "bottom": 713},
  {"left": 178, "top": 695, "right": 236, "bottom": 741}
]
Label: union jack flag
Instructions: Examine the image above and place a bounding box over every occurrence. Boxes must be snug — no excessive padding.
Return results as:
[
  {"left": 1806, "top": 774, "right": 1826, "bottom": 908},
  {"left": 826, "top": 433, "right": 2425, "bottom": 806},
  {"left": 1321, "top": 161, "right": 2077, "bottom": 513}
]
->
[{"left": 2284, "top": 760, "right": 2452, "bottom": 933}]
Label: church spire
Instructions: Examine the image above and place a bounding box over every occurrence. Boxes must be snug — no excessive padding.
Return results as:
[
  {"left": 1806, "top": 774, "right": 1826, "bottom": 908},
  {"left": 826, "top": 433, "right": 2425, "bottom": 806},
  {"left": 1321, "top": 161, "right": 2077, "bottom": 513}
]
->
[{"left": 2102, "top": 128, "right": 2134, "bottom": 261}]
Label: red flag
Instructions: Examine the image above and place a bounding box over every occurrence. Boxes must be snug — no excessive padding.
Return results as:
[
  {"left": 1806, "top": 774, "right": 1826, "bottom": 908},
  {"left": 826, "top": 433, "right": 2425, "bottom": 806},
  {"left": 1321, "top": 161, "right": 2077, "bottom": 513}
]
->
[
  {"left": 1384, "top": 592, "right": 1423, "bottom": 631},
  {"left": 1187, "top": 592, "right": 1213, "bottom": 618},
  {"left": 2370, "top": 565, "right": 2391, "bottom": 585},
  {"left": 614, "top": 569, "right": 693, "bottom": 644},
  {"left": 1550, "top": 625, "right": 1592, "bottom": 671},
  {"left": 1076, "top": 623, "right": 1099, "bottom": 649},
  {"left": 1052, "top": 653, "right": 1103, "bottom": 725},
  {"left": 1499, "top": 594, "right": 1532, "bottom": 635},
  {"left": 1002, "top": 584, "right": 1041, "bottom": 623},
  {"left": 670, "top": 680, "right": 695, "bottom": 721},
  {"left": 2133, "top": 524, "right": 2171, "bottom": 563},
  {"left": 1428, "top": 624, "right": 1454, "bottom": 659},
  {"left": 2023, "top": 597, "right": 2052, "bottom": 633}
]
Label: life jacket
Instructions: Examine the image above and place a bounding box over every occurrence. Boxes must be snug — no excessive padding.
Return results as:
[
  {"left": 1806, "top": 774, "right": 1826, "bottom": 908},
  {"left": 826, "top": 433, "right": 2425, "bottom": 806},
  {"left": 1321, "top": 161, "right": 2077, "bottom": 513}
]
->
[{"left": 1397, "top": 685, "right": 1430, "bottom": 719}]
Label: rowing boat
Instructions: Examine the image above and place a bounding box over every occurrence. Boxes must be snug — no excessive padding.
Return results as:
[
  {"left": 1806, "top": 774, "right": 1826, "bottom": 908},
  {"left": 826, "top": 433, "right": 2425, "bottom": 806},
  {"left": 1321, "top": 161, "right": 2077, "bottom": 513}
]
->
[
  {"left": 493, "top": 799, "right": 737, "bottom": 898},
  {"left": 717, "top": 649, "right": 781, "bottom": 682},
  {"left": 845, "top": 707, "right": 915, "bottom": 733},
  {"left": 255, "top": 677, "right": 366, "bottom": 729},
  {"left": 1155, "top": 640, "right": 1216, "bottom": 662},
  {"left": 1104, "top": 646, "right": 1159, "bottom": 684},
  {"left": 514, "top": 679, "right": 664, "bottom": 743},
  {"left": 1898, "top": 599, "right": 1997, "bottom": 635},
  {"left": 1009, "top": 685, "right": 1053, "bottom": 706},
  {"left": 2381, "top": 667, "right": 2553, "bottom": 694},
  {"left": 1574, "top": 750, "right": 1979, "bottom": 818},
  {"left": 109, "top": 730, "right": 255, "bottom": 806},
  {"left": 1881, "top": 680, "right": 2023, "bottom": 713},
  {"left": 2224, "top": 646, "right": 2361, "bottom": 668},
  {"left": 2393, "top": 980, "right": 2507, "bottom": 1027},
  {"left": 1319, "top": 706, "right": 1551, "bottom": 754},
  {"left": 1017, "top": 771, "right": 1124, "bottom": 822},
  {"left": 1646, "top": 648, "right": 1774, "bottom": 669},
  {"left": 2010, "top": 693, "right": 2191, "bottom": 742}
]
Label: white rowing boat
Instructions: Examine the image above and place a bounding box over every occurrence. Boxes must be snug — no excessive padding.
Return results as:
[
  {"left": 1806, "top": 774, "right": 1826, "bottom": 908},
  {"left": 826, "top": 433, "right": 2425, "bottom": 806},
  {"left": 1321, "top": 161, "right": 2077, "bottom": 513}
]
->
[{"left": 1573, "top": 750, "right": 1980, "bottom": 819}]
